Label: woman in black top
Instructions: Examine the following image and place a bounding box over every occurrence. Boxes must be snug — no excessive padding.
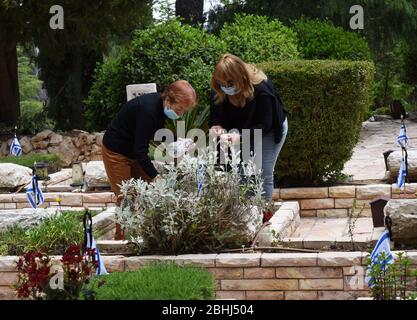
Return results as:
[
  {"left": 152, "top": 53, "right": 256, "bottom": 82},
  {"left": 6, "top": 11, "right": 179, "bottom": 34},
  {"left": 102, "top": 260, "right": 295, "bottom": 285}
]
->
[
  {"left": 209, "top": 54, "right": 288, "bottom": 212},
  {"left": 102, "top": 79, "right": 197, "bottom": 207}
]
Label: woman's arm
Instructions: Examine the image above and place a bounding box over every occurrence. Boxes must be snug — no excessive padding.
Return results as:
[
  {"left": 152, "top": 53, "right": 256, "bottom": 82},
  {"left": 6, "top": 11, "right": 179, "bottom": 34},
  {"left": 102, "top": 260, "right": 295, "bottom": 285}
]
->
[
  {"left": 209, "top": 91, "right": 226, "bottom": 128},
  {"left": 249, "top": 94, "right": 274, "bottom": 134}
]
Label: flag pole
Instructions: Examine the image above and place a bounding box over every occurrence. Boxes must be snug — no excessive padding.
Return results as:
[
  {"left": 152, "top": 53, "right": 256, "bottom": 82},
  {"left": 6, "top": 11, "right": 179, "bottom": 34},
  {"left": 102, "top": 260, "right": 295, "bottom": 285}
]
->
[
  {"left": 33, "top": 161, "right": 37, "bottom": 209},
  {"left": 401, "top": 115, "right": 408, "bottom": 193}
]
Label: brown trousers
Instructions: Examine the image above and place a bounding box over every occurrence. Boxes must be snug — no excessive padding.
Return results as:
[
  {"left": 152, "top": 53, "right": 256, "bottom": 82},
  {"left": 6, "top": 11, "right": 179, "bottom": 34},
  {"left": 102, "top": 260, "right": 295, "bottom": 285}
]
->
[{"left": 101, "top": 143, "right": 152, "bottom": 240}]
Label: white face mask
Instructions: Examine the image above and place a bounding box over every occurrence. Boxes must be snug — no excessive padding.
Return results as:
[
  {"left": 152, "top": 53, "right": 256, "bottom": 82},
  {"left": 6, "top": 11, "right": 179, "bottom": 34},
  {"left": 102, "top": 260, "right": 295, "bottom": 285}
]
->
[
  {"left": 164, "top": 106, "right": 180, "bottom": 120},
  {"left": 220, "top": 85, "right": 239, "bottom": 96}
]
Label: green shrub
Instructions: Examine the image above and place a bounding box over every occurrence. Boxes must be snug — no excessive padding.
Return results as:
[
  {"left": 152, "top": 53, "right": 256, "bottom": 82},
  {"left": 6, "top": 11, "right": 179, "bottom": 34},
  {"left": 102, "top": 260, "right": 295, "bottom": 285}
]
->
[
  {"left": 84, "top": 19, "right": 227, "bottom": 132},
  {"left": 0, "top": 225, "right": 27, "bottom": 256},
  {"left": 0, "top": 211, "right": 96, "bottom": 256},
  {"left": 116, "top": 147, "right": 264, "bottom": 255},
  {"left": 219, "top": 14, "right": 300, "bottom": 63},
  {"left": 404, "top": 101, "right": 417, "bottom": 113},
  {"left": 17, "top": 46, "right": 56, "bottom": 134},
  {"left": 17, "top": 101, "right": 56, "bottom": 135},
  {"left": 91, "top": 263, "right": 215, "bottom": 300},
  {"left": 373, "top": 107, "right": 391, "bottom": 116},
  {"left": 258, "top": 60, "right": 375, "bottom": 186},
  {"left": 0, "top": 153, "right": 62, "bottom": 172},
  {"left": 292, "top": 18, "right": 371, "bottom": 61}
]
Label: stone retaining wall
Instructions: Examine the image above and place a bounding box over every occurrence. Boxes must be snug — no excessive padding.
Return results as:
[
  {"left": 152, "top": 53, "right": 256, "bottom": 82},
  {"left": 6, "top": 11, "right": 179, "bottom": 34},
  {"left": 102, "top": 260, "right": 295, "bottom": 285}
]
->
[
  {"left": 0, "top": 192, "right": 116, "bottom": 210},
  {"left": 0, "top": 130, "right": 104, "bottom": 167},
  {"left": 273, "top": 184, "right": 417, "bottom": 218},
  {"left": 0, "top": 183, "right": 415, "bottom": 213},
  {"left": 2, "top": 251, "right": 416, "bottom": 300}
]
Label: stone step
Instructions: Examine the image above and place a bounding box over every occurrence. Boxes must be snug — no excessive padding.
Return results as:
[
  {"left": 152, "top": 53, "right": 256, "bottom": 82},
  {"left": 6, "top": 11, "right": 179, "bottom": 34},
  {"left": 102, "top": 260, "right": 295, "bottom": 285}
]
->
[{"left": 96, "top": 240, "right": 137, "bottom": 255}]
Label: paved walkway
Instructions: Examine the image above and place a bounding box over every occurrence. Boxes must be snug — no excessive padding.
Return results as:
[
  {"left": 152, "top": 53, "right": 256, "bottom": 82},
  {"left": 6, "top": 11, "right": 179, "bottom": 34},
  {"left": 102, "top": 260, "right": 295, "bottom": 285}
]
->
[
  {"left": 342, "top": 115, "right": 417, "bottom": 183},
  {"left": 283, "top": 217, "right": 384, "bottom": 250}
]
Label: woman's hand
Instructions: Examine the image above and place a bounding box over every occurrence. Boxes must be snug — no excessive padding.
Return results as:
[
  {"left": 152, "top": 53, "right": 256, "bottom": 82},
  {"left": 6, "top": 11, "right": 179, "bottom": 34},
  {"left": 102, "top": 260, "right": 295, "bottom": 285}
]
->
[
  {"left": 210, "top": 125, "right": 224, "bottom": 137},
  {"left": 220, "top": 133, "right": 240, "bottom": 145},
  {"left": 151, "top": 175, "right": 165, "bottom": 184}
]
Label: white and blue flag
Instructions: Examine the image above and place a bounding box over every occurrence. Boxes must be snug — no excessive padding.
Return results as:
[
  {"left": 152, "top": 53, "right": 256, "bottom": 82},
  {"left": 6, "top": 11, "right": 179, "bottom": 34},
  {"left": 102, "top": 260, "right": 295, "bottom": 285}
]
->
[
  {"left": 197, "top": 162, "right": 205, "bottom": 198},
  {"left": 26, "top": 175, "right": 44, "bottom": 208},
  {"left": 365, "top": 230, "right": 394, "bottom": 288},
  {"left": 9, "top": 134, "right": 22, "bottom": 156},
  {"left": 85, "top": 228, "right": 108, "bottom": 276},
  {"left": 396, "top": 157, "right": 407, "bottom": 189},
  {"left": 397, "top": 123, "right": 409, "bottom": 148}
]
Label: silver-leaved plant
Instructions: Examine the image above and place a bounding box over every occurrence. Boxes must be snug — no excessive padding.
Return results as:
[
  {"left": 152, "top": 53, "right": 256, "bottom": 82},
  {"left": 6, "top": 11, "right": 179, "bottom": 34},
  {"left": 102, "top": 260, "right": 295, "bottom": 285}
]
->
[{"left": 115, "top": 145, "right": 266, "bottom": 255}]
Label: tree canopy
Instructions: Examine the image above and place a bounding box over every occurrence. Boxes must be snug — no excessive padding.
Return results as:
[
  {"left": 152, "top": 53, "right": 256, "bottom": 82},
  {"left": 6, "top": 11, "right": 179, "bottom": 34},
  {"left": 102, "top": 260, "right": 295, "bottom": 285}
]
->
[{"left": 0, "top": 0, "right": 152, "bottom": 129}]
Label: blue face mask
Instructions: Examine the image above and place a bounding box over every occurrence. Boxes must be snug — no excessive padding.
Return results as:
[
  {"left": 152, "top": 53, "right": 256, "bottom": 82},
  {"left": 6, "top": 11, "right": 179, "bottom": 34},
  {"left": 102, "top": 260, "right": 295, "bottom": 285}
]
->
[
  {"left": 164, "top": 106, "right": 181, "bottom": 120},
  {"left": 220, "top": 85, "right": 239, "bottom": 96}
]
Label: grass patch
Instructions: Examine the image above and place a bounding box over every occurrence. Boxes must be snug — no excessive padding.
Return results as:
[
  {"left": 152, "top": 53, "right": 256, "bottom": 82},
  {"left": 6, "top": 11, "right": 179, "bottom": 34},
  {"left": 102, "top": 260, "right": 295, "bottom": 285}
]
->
[
  {"left": 0, "top": 153, "right": 62, "bottom": 173},
  {"left": 0, "top": 210, "right": 99, "bottom": 256},
  {"left": 91, "top": 263, "right": 215, "bottom": 300}
]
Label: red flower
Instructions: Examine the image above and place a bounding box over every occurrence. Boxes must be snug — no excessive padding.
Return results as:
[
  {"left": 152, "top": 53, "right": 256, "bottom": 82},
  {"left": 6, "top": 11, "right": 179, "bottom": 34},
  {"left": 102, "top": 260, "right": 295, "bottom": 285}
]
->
[
  {"left": 62, "top": 245, "right": 83, "bottom": 265},
  {"left": 16, "top": 283, "right": 30, "bottom": 299},
  {"left": 15, "top": 245, "right": 99, "bottom": 300}
]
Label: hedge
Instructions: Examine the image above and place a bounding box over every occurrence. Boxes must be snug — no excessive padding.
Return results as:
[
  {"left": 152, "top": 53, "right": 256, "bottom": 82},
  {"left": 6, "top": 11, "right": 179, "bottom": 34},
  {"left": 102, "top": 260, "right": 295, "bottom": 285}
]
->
[
  {"left": 258, "top": 60, "right": 375, "bottom": 186},
  {"left": 220, "top": 14, "right": 300, "bottom": 63},
  {"left": 84, "top": 20, "right": 227, "bottom": 132},
  {"left": 292, "top": 19, "right": 371, "bottom": 61}
]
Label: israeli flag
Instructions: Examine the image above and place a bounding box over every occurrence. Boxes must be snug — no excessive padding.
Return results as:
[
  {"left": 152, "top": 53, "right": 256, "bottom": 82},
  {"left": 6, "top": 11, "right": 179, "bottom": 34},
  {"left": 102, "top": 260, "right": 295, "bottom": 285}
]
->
[
  {"left": 85, "top": 228, "right": 108, "bottom": 276},
  {"left": 365, "top": 230, "right": 394, "bottom": 288},
  {"left": 197, "top": 162, "right": 205, "bottom": 198},
  {"left": 396, "top": 157, "right": 407, "bottom": 189},
  {"left": 10, "top": 134, "right": 22, "bottom": 156},
  {"left": 26, "top": 175, "right": 44, "bottom": 208},
  {"left": 397, "top": 123, "right": 409, "bottom": 148}
]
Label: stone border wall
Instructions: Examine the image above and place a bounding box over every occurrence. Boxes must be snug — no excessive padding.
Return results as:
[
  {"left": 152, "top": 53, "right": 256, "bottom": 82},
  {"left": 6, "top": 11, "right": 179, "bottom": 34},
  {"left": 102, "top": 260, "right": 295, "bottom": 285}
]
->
[
  {"left": 0, "top": 192, "right": 116, "bottom": 210},
  {"left": 273, "top": 184, "right": 417, "bottom": 218},
  {"left": 0, "top": 183, "right": 415, "bottom": 214},
  {"left": 2, "top": 251, "right": 417, "bottom": 300}
]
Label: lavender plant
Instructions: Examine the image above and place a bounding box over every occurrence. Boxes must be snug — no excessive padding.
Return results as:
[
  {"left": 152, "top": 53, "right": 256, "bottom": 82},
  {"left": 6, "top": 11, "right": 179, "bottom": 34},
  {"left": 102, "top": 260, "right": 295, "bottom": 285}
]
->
[{"left": 115, "top": 146, "right": 266, "bottom": 255}]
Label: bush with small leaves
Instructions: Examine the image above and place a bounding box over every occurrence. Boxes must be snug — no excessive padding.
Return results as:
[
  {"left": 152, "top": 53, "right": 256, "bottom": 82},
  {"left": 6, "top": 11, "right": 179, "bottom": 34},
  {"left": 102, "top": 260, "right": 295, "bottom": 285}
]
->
[
  {"left": 84, "top": 19, "right": 227, "bottom": 132},
  {"left": 116, "top": 146, "right": 265, "bottom": 255},
  {"left": 219, "top": 14, "right": 300, "bottom": 63},
  {"left": 292, "top": 18, "right": 371, "bottom": 61}
]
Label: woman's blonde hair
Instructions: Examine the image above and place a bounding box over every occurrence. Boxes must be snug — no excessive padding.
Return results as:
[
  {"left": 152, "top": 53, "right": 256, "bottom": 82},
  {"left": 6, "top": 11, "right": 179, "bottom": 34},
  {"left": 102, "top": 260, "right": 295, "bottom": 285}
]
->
[{"left": 211, "top": 54, "right": 268, "bottom": 105}]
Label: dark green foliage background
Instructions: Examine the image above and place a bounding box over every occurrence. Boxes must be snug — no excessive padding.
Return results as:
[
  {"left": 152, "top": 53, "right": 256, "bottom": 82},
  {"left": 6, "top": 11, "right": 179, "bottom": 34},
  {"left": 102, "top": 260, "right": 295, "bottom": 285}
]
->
[
  {"left": 292, "top": 18, "right": 371, "bottom": 61},
  {"left": 84, "top": 20, "right": 227, "bottom": 132},
  {"left": 85, "top": 17, "right": 376, "bottom": 185},
  {"left": 220, "top": 14, "right": 300, "bottom": 63},
  {"left": 259, "top": 60, "right": 375, "bottom": 185}
]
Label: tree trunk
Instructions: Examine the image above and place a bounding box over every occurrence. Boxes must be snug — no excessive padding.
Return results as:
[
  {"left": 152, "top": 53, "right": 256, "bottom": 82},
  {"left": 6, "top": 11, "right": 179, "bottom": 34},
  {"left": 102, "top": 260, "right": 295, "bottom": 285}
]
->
[
  {"left": 69, "top": 43, "right": 84, "bottom": 129},
  {"left": 0, "top": 42, "right": 20, "bottom": 126},
  {"left": 39, "top": 43, "right": 102, "bottom": 131},
  {"left": 175, "top": 0, "right": 204, "bottom": 25}
]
